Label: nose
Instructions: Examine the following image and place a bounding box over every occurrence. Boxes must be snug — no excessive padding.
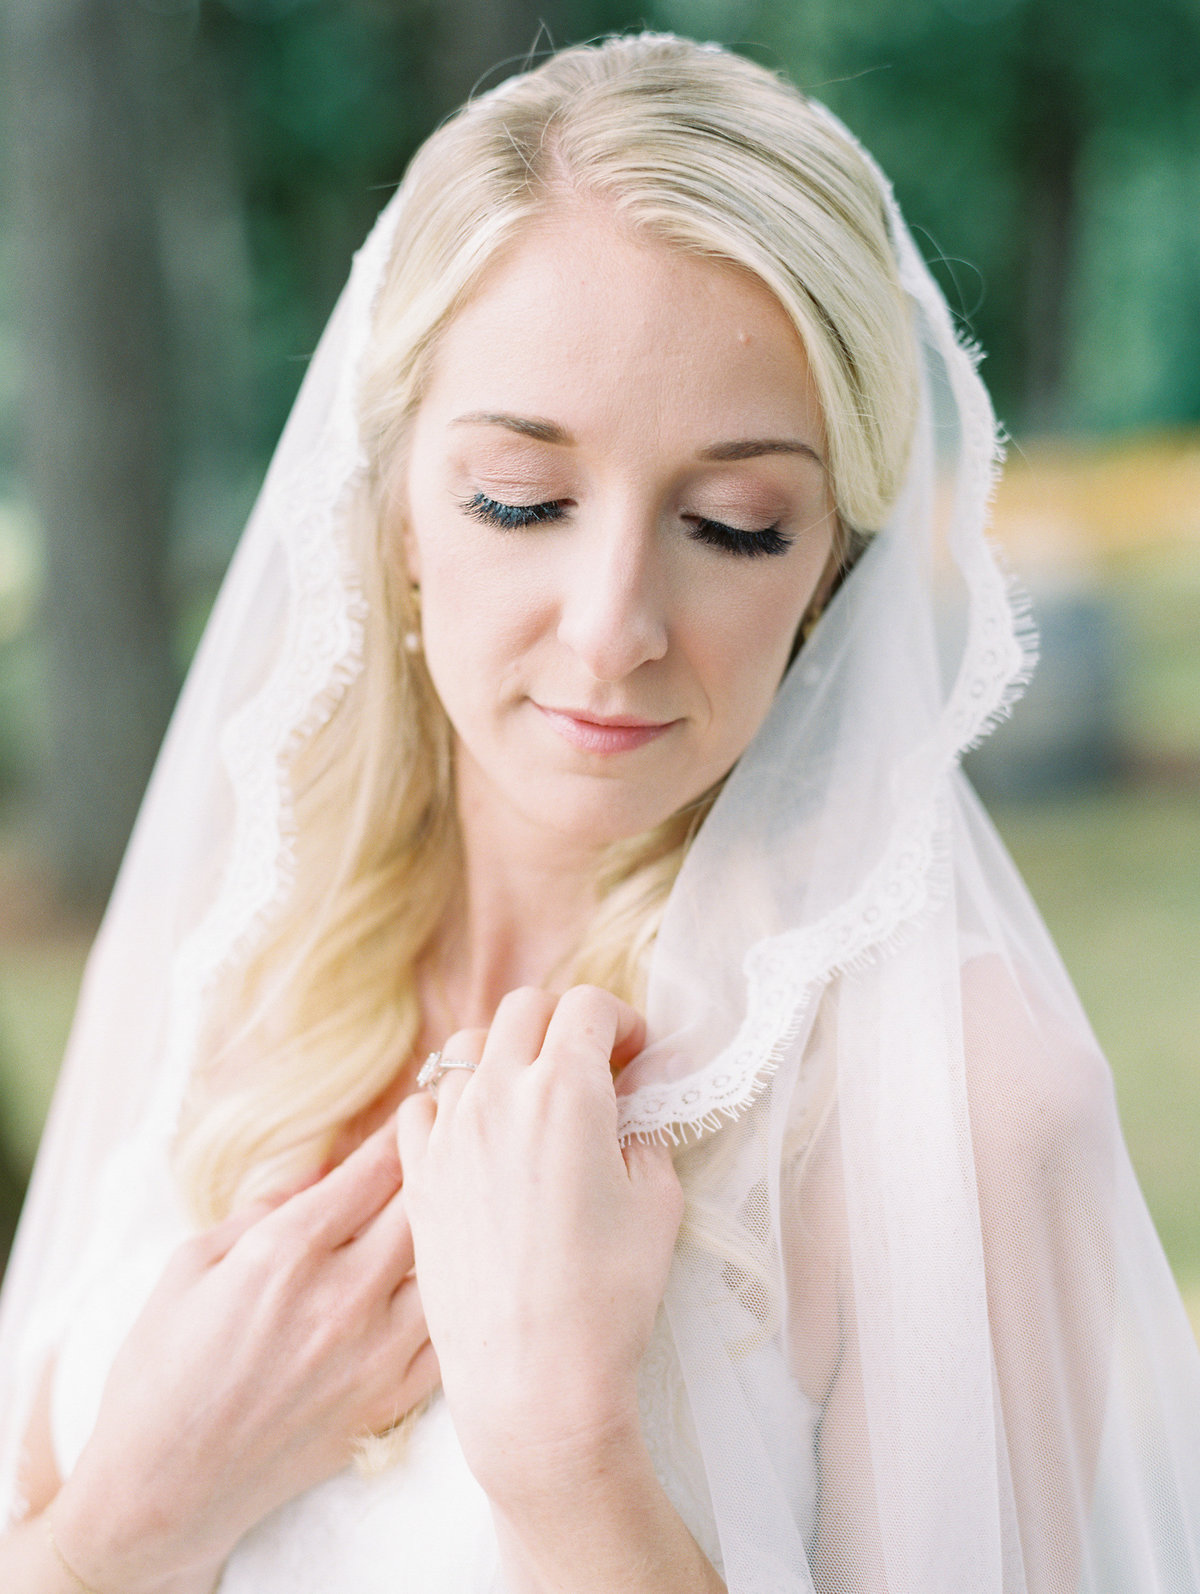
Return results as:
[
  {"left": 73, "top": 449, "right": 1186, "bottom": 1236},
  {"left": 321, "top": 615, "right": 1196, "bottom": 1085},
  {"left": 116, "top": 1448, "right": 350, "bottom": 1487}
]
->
[{"left": 554, "top": 508, "right": 670, "bottom": 682}]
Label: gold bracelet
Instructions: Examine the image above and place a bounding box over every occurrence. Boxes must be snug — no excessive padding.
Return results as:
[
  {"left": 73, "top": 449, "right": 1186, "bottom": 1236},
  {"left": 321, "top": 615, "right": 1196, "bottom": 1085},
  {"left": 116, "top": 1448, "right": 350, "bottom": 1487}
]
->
[{"left": 44, "top": 1512, "right": 103, "bottom": 1594}]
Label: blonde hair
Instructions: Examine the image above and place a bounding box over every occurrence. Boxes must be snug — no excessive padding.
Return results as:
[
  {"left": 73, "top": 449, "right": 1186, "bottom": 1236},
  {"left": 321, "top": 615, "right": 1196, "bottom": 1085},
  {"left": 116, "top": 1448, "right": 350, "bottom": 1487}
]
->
[{"left": 174, "top": 33, "right": 917, "bottom": 1224}]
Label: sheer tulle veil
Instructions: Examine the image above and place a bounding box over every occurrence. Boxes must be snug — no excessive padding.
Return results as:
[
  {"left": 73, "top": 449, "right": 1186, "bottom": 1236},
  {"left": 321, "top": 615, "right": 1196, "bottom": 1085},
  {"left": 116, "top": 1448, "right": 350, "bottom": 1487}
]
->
[{"left": 3, "top": 34, "right": 1200, "bottom": 1592}]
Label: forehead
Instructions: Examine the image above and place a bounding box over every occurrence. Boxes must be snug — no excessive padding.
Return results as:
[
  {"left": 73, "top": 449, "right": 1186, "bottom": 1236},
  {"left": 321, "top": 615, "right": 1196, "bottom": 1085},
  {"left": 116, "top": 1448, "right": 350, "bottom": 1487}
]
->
[{"left": 414, "top": 203, "right": 824, "bottom": 451}]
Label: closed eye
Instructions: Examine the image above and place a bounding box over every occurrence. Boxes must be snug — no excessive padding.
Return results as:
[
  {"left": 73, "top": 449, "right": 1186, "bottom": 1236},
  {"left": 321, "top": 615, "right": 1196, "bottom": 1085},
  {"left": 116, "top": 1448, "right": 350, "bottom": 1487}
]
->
[
  {"left": 461, "top": 492, "right": 569, "bottom": 529},
  {"left": 685, "top": 516, "right": 793, "bottom": 558}
]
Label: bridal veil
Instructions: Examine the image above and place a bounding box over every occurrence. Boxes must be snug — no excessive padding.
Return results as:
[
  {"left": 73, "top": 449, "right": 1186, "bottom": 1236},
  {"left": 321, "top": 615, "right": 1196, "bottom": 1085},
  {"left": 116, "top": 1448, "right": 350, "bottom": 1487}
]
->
[{"left": 3, "top": 33, "right": 1199, "bottom": 1593}]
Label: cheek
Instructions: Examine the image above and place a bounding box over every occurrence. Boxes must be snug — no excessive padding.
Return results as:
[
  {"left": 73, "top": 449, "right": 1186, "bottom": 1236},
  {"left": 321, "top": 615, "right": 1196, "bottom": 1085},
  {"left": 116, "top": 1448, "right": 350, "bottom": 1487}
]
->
[
  {"left": 415, "top": 535, "right": 552, "bottom": 727},
  {"left": 695, "top": 561, "right": 819, "bottom": 701}
]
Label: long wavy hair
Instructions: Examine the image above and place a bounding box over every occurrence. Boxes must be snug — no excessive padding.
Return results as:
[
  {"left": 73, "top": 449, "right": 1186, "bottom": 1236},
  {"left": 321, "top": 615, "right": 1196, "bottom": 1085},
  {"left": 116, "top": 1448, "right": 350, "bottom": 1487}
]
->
[{"left": 174, "top": 32, "right": 917, "bottom": 1226}]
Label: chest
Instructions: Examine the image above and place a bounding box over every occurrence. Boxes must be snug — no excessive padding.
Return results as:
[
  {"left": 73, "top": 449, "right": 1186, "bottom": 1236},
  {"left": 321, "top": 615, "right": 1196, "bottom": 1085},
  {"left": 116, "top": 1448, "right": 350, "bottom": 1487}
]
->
[{"left": 53, "top": 1227, "right": 819, "bottom": 1591}]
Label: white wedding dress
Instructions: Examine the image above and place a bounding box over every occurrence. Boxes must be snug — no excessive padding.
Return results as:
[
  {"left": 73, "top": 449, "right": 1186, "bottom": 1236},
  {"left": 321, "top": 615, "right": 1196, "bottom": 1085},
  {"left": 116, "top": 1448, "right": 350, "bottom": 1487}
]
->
[{"left": 48, "top": 1135, "right": 820, "bottom": 1590}]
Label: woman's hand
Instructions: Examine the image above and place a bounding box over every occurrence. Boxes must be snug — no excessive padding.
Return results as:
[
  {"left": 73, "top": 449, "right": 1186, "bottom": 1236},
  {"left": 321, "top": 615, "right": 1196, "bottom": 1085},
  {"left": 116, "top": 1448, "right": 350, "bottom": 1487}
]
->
[
  {"left": 50, "top": 1121, "right": 439, "bottom": 1594},
  {"left": 395, "top": 985, "right": 684, "bottom": 1508}
]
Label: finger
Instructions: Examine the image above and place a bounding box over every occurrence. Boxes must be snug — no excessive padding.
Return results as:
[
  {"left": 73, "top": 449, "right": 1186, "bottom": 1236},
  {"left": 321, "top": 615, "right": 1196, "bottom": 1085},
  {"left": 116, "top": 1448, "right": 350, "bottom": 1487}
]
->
[
  {"left": 387, "top": 1269, "right": 428, "bottom": 1336},
  {"left": 403, "top": 1337, "right": 441, "bottom": 1397},
  {"left": 276, "top": 1116, "right": 404, "bottom": 1249},
  {"left": 536, "top": 985, "right": 646, "bottom": 1083},
  {"left": 477, "top": 986, "right": 557, "bottom": 1079},
  {"left": 396, "top": 1087, "right": 437, "bottom": 1175},
  {"left": 192, "top": 1196, "right": 280, "bottom": 1269},
  {"left": 354, "top": 1185, "right": 416, "bottom": 1286},
  {"left": 421, "top": 1025, "right": 486, "bottom": 1115},
  {"left": 195, "top": 1159, "right": 329, "bottom": 1268},
  {"left": 609, "top": 1002, "right": 648, "bottom": 1073},
  {"left": 365, "top": 1335, "right": 441, "bottom": 1437}
]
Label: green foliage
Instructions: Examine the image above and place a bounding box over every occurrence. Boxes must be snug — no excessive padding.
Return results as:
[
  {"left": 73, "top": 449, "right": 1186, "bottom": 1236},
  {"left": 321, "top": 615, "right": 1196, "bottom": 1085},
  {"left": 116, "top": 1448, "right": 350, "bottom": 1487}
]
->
[
  {"left": 186, "top": 0, "right": 1200, "bottom": 448},
  {"left": 202, "top": 0, "right": 437, "bottom": 448},
  {"left": 755, "top": 0, "right": 1200, "bottom": 431}
]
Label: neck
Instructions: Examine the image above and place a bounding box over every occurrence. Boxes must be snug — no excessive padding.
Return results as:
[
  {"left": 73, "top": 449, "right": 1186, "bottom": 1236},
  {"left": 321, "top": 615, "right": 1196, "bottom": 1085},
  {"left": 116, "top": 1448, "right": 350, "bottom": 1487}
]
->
[{"left": 424, "top": 753, "right": 605, "bottom": 1032}]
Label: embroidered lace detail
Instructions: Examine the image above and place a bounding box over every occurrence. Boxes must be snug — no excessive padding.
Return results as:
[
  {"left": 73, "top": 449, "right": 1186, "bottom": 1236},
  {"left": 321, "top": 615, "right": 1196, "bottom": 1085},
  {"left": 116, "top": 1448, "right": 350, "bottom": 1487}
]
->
[
  {"left": 154, "top": 202, "right": 402, "bottom": 1124},
  {"left": 617, "top": 790, "right": 950, "bottom": 1142}
]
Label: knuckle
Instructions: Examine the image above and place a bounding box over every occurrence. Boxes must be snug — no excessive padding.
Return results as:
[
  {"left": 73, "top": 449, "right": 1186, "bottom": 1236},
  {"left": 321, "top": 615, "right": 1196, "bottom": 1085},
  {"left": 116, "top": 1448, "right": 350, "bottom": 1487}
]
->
[
  {"left": 499, "top": 986, "right": 556, "bottom": 1022},
  {"left": 170, "top": 1232, "right": 215, "bottom": 1279},
  {"left": 441, "top": 1024, "right": 487, "bottom": 1060},
  {"left": 232, "top": 1221, "right": 284, "bottom": 1276},
  {"left": 560, "top": 982, "right": 612, "bottom": 1014},
  {"left": 543, "top": 1020, "right": 609, "bottom": 1071},
  {"left": 557, "top": 984, "right": 624, "bottom": 1041}
]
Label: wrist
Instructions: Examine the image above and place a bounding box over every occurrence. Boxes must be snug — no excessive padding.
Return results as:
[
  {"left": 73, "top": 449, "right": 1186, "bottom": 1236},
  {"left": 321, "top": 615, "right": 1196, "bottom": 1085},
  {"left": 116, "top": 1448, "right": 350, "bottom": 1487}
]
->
[
  {"left": 481, "top": 1397, "right": 651, "bottom": 1522},
  {"left": 42, "top": 1511, "right": 99, "bottom": 1594},
  {"left": 489, "top": 1426, "right": 725, "bottom": 1594},
  {"left": 50, "top": 1482, "right": 223, "bottom": 1594},
  {"left": 453, "top": 1361, "right": 647, "bottom": 1508}
]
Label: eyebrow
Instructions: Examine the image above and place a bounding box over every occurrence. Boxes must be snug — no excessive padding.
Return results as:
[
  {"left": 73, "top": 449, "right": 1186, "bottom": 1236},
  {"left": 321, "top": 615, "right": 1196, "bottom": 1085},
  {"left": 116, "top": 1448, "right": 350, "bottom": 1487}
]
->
[
  {"left": 451, "top": 411, "right": 826, "bottom": 468},
  {"left": 698, "top": 438, "right": 825, "bottom": 467},
  {"left": 452, "top": 412, "right": 569, "bottom": 444}
]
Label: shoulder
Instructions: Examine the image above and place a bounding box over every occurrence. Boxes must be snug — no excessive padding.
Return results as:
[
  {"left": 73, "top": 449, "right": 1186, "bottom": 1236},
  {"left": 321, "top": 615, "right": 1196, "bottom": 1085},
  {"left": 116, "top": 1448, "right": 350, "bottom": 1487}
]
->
[{"left": 959, "top": 950, "right": 1117, "bottom": 1178}]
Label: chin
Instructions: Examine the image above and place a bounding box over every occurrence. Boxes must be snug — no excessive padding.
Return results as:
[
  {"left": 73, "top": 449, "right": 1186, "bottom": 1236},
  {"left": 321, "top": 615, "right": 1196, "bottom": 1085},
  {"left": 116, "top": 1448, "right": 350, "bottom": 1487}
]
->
[
  {"left": 499, "top": 779, "right": 653, "bottom": 844},
  {"left": 522, "top": 773, "right": 712, "bottom": 852}
]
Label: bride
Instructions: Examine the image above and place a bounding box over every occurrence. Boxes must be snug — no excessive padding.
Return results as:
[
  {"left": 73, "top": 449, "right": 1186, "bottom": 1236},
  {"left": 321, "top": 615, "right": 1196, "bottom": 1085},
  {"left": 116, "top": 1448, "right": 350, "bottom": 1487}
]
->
[{"left": 2, "top": 32, "right": 1199, "bottom": 1594}]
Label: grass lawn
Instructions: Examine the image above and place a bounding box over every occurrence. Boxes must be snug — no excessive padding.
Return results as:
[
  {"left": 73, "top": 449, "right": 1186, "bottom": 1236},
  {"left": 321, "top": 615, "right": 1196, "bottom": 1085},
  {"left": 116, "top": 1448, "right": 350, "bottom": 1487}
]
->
[{"left": 993, "top": 789, "right": 1200, "bottom": 1334}]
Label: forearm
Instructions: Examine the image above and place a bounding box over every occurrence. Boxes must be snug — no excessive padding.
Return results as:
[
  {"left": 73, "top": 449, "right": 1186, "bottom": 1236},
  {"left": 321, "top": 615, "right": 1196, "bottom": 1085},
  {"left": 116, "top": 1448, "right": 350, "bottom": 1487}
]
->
[
  {"left": 487, "top": 1415, "right": 726, "bottom": 1594},
  {"left": 0, "top": 1515, "right": 84, "bottom": 1594},
  {"left": 0, "top": 1491, "right": 225, "bottom": 1594}
]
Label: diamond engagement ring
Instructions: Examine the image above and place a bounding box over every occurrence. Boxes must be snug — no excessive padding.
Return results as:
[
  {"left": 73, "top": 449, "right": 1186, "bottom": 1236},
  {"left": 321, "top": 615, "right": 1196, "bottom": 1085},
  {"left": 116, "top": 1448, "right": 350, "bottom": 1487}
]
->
[{"left": 417, "top": 1050, "right": 479, "bottom": 1099}]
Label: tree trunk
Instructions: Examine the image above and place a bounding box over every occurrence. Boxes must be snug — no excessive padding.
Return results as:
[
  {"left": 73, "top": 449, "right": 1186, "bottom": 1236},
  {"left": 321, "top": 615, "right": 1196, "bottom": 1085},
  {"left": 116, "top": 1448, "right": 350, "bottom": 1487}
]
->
[
  {"left": 7, "top": 0, "right": 178, "bottom": 906},
  {"left": 1014, "top": 51, "right": 1085, "bottom": 433},
  {"left": 422, "top": 0, "right": 552, "bottom": 122}
]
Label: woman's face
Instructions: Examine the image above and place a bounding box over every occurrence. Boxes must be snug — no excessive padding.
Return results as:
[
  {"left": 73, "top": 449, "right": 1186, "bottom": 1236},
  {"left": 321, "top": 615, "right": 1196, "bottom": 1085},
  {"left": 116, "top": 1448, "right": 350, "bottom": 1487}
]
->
[{"left": 400, "top": 203, "right": 837, "bottom": 851}]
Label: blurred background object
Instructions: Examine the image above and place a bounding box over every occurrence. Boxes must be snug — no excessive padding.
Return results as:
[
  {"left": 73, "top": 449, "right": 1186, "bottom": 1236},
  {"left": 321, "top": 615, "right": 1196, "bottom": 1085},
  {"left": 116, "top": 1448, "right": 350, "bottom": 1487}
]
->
[{"left": 0, "top": 0, "right": 1197, "bottom": 1321}]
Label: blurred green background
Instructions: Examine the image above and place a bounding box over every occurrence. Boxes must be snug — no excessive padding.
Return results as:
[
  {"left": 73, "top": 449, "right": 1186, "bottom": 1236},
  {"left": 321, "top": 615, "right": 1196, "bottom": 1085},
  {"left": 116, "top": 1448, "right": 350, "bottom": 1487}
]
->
[{"left": 0, "top": 0, "right": 1197, "bottom": 1333}]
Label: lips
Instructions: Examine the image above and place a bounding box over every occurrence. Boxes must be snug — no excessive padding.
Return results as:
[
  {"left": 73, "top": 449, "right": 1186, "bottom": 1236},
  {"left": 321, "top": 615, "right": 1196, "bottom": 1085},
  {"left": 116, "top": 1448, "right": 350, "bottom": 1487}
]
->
[{"left": 534, "top": 703, "right": 678, "bottom": 754}]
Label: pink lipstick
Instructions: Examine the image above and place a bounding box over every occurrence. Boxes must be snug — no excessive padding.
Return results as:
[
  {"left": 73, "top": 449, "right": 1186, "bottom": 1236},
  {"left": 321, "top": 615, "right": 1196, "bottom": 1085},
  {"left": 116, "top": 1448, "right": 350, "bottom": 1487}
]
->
[{"left": 535, "top": 704, "right": 677, "bottom": 754}]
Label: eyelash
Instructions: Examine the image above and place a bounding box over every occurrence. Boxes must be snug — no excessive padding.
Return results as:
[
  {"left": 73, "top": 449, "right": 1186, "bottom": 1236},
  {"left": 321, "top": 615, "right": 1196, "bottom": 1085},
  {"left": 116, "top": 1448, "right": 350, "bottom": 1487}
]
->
[{"left": 460, "top": 493, "right": 794, "bottom": 559}]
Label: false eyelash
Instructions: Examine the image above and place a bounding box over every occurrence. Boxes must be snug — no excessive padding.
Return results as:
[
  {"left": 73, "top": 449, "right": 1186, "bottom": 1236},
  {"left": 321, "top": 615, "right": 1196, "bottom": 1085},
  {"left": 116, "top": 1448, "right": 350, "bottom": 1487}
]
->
[
  {"left": 461, "top": 493, "right": 569, "bottom": 529},
  {"left": 686, "top": 517, "right": 793, "bottom": 558}
]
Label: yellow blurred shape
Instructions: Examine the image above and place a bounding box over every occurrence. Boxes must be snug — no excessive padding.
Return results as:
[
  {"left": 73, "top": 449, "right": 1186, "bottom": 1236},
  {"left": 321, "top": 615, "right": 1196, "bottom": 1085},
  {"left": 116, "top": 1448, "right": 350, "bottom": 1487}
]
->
[
  {"left": 992, "top": 431, "right": 1200, "bottom": 566},
  {"left": 0, "top": 500, "right": 38, "bottom": 643}
]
